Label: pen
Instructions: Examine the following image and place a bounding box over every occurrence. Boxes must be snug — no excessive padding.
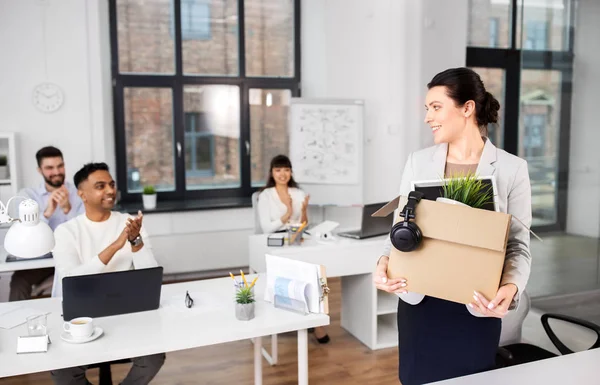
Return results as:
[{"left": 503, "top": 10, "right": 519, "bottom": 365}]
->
[
  {"left": 290, "top": 221, "right": 307, "bottom": 244},
  {"left": 240, "top": 270, "right": 249, "bottom": 287},
  {"left": 229, "top": 272, "right": 236, "bottom": 281},
  {"left": 249, "top": 277, "right": 258, "bottom": 288}
]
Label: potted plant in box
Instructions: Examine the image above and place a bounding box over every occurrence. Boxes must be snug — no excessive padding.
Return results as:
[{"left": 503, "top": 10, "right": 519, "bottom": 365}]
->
[
  {"left": 0, "top": 155, "right": 7, "bottom": 179},
  {"left": 142, "top": 185, "right": 157, "bottom": 210},
  {"left": 437, "top": 172, "right": 494, "bottom": 209}
]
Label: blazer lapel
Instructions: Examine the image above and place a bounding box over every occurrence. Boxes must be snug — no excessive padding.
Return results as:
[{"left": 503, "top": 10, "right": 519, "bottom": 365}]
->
[
  {"left": 476, "top": 138, "right": 497, "bottom": 177},
  {"left": 430, "top": 143, "right": 448, "bottom": 179}
]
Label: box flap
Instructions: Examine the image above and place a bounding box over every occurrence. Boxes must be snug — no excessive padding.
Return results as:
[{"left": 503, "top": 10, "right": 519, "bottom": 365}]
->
[
  {"left": 397, "top": 196, "right": 511, "bottom": 252},
  {"left": 371, "top": 196, "right": 400, "bottom": 217}
]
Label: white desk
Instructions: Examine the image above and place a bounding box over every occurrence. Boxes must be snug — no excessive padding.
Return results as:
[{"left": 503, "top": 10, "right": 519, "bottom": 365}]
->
[
  {"left": 249, "top": 234, "right": 398, "bottom": 350},
  {"left": 431, "top": 348, "right": 600, "bottom": 384},
  {"left": 0, "top": 276, "right": 329, "bottom": 385},
  {"left": 0, "top": 245, "right": 54, "bottom": 273}
]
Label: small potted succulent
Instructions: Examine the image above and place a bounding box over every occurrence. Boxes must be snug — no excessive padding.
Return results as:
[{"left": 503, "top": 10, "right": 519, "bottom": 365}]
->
[
  {"left": 0, "top": 155, "right": 7, "bottom": 179},
  {"left": 233, "top": 271, "right": 257, "bottom": 321},
  {"left": 142, "top": 185, "right": 157, "bottom": 210},
  {"left": 437, "top": 172, "right": 494, "bottom": 209},
  {"left": 235, "top": 285, "right": 256, "bottom": 321}
]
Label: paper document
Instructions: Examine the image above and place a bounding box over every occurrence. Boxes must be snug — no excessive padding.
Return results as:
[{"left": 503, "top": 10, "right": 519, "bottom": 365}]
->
[
  {"left": 265, "top": 254, "right": 323, "bottom": 313},
  {"left": 273, "top": 277, "right": 309, "bottom": 313},
  {"left": 0, "top": 305, "right": 48, "bottom": 329}
]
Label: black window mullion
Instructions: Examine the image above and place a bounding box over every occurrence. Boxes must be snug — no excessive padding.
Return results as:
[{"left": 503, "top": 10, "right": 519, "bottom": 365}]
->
[
  {"left": 510, "top": 0, "right": 518, "bottom": 49},
  {"left": 294, "top": 0, "right": 301, "bottom": 82},
  {"left": 238, "top": 0, "right": 251, "bottom": 195},
  {"left": 503, "top": 49, "right": 521, "bottom": 156},
  {"left": 238, "top": 0, "right": 246, "bottom": 78},
  {"left": 240, "top": 83, "right": 251, "bottom": 196},
  {"left": 555, "top": 68, "right": 573, "bottom": 232}
]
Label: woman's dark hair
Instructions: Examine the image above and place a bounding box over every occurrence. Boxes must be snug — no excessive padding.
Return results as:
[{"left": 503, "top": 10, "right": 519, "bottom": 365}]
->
[
  {"left": 427, "top": 67, "right": 500, "bottom": 137},
  {"left": 261, "top": 154, "right": 299, "bottom": 190}
]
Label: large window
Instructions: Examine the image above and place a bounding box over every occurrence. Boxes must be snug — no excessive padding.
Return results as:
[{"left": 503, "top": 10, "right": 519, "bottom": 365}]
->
[
  {"left": 110, "top": 0, "right": 300, "bottom": 203},
  {"left": 467, "top": 0, "right": 574, "bottom": 231}
]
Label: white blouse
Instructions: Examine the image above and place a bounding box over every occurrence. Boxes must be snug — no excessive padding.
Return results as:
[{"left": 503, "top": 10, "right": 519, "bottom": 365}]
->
[{"left": 257, "top": 187, "right": 307, "bottom": 233}]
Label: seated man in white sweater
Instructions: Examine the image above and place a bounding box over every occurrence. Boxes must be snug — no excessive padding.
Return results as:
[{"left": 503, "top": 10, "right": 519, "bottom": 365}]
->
[{"left": 51, "top": 162, "right": 165, "bottom": 385}]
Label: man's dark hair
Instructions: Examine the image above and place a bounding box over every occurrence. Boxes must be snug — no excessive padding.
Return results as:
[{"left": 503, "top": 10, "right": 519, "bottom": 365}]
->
[
  {"left": 74, "top": 162, "right": 110, "bottom": 188},
  {"left": 35, "top": 146, "right": 63, "bottom": 167}
]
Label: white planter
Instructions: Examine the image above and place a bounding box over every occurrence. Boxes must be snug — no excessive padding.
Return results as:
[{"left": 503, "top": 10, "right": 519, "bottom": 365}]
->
[
  {"left": 235, "top": 302, "right": 255, "bottom": 321},
  {"left": 142, "top": 194, "right": 157, "bottom": 210},
  {"left": 436, "top": 197, "right": 470, "bottom": 207},
  {"left": 0, "top": 166, "right": 7, "bottom": 179}
]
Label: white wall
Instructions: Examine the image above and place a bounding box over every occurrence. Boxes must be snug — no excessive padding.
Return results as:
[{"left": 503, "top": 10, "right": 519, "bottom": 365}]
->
[
  {"left": 0, "top": 0, "right": 468, "bottom": 274},
  {"left": 566, "top": 0, "right": 600, "bottom": 237},
  {"left": 0, "top": 0, "right": 115, "bottom": 189},
  {"left": 302, "top": 0, "right": 468, "bottom": 205}
]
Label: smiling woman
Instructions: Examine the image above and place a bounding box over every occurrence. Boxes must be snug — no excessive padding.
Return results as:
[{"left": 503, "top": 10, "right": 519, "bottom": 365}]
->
[{"left": 375, "top": 67, "right": 531, "bottom": 385}]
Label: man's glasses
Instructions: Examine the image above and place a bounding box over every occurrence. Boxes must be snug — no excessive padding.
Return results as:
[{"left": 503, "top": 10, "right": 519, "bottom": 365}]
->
[{"left": 185, "top": 291, "right": 194, "bottom": 308}]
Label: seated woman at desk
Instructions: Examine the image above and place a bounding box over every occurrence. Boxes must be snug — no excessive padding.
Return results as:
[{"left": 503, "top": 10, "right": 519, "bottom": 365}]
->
[
  {"left": 257, "top": 154, "right": 309, "bottom": 233},
  {"left": 257, "top": 155, "right": 330, "bottom": 344}
]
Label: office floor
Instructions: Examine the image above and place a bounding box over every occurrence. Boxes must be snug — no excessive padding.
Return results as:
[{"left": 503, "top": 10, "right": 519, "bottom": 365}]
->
[{"left": 0, "top": 277, "right": 402, "bottom": 385}]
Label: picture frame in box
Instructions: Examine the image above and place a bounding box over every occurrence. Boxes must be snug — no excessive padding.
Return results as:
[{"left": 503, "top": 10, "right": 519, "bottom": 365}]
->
[{"left": 410, "top": 175, "right": 499, "bottom": 212}]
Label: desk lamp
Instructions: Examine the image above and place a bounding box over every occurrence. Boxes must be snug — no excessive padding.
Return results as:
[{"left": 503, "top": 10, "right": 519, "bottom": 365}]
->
[{"left": 0, "top": 197, "right": 55, "bottom": 258}]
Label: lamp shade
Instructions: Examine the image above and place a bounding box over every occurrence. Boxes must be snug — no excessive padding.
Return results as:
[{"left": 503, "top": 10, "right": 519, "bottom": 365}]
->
[{"left": 4, "top": 200, "right": 55, "bottom": 258}]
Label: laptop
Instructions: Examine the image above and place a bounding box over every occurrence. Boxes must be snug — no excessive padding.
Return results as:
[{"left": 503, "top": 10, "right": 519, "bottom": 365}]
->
[
  {"left": 62, "top": 267, "right": 163, "bottom": 321},
  {"left": 337, "top": 203, "right": 393, "bottom": 239}
]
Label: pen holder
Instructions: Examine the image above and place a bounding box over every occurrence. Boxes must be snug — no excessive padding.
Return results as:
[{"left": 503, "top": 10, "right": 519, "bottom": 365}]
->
[
  {"left": 234, "top": 284, "right": 255, "bottom": 321},
  {"left": 287, "top": 224, "right": 305, "bottom": 246}
]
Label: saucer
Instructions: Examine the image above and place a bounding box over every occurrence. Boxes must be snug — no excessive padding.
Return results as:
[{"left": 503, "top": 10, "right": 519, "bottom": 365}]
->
[{"left": 60, "top": 327, "right": 103, "bottom": 344}]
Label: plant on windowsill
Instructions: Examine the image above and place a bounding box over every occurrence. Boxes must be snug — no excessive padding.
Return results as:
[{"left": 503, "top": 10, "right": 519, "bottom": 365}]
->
[
  {"left": 0, "top": 155, "right": 7, "bottom": 179},
  {"left": 142, "top": 185, "right": 157, "bottom": 210},
  {"left": 437, "top": 172, "right": 494, "bottom": 209}
]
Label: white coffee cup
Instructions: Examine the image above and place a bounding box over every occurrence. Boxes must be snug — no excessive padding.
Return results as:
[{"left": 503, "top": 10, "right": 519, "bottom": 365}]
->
[{"left": 63, "top": 317, "right": 94, "bottom": 339}]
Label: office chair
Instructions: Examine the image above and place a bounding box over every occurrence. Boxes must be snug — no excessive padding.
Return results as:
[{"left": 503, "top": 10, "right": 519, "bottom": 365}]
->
[
  {"left": 496, "top": 291, "right": 600, "bottom": 367},
  {"left": 251, "top": 191, "right": 263, "bottom": 234}
]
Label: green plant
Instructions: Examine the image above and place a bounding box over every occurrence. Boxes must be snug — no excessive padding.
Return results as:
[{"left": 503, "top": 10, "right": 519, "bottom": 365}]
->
[
  {"left": 441, "top": 172, "right": 494, "bottom": 209},
  {"left": 142, "top": 185, "right": 155, "bottom": 195},
  {"left": 0, "top": 155, "right": 7, "bottom": 166},
  {"left": 235, "top": 286, "right": 255, "bottom": 304}
]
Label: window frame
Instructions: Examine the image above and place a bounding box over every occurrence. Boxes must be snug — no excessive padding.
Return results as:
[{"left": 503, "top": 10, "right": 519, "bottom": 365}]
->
[
  {"left": 109, "top": 0, "right": 301, "bottom": 204},
  {"left": 466, "top": 0, "right": 575, "bottom": 233}
]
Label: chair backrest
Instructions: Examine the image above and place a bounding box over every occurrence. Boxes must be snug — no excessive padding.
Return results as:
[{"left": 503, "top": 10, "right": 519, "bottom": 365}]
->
[
  {"left": 499, "top": 290, "right": 531, "bottom": 346},
  {"left": 51, "top": 270, "right": 61, "bottom": 298},
  {"left": 251, "top": 191, "right": 262, "bottom": 234}
]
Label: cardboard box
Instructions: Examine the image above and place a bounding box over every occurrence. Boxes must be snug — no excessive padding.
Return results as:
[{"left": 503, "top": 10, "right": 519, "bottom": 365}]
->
[{"left": 373, "top": 196, "right": 511, "bottom": 305}]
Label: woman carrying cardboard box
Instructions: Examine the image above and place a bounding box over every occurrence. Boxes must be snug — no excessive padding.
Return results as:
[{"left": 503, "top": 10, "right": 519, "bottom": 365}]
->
[{"left": 374, "top": 67, "right": 532, "bottom": 385}]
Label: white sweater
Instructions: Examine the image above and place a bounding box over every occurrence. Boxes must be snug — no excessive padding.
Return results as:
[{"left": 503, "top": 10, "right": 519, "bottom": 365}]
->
[
  {"left": 53, "top": 212, "right": 159, "bottom": 281},
  {"left": 257, "top": 187, "right": 306, "bottom": 233}
]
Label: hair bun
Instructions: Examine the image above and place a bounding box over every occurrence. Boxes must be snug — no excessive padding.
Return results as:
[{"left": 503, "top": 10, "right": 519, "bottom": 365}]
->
[{"left": 479, "top": 91, "right": 500, "bottom": 126}]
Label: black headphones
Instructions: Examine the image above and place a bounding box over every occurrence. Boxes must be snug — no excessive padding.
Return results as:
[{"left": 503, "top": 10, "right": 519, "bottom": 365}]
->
[{"left": 390, "top": 191, "right": 425, "bottom": 252}]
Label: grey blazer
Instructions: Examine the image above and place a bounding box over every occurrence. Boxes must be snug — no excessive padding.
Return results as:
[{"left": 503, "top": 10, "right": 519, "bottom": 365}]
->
[{"left": 382, "top": 138, "right": 532, "bottom": 314}]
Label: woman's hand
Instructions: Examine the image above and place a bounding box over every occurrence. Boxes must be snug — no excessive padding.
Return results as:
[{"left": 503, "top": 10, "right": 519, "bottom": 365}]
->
[
  {"left": 301, "top": 194, "right": 310, "bottom": 223},
  {"left": 373, "top": 256, "right": 408, "bottom": 294},
  {"left": 301, "top": 194, "right": 310, "bottom": 211},
  {"left": 469, "top": 284, "right": 518, "bottom": 318}
]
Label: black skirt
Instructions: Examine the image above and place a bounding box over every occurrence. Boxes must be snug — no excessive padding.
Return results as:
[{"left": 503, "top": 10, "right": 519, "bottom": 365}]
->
[{"left": 397, "top": 296, "right": 501, "bottom": 385}]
